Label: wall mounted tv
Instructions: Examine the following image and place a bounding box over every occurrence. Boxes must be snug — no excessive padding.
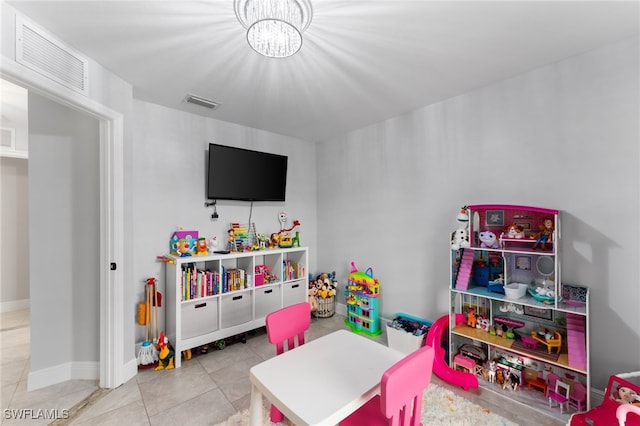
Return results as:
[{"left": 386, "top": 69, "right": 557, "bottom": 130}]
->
[{"left": 207, "top": 143, "right": 288, "bottom": 201}]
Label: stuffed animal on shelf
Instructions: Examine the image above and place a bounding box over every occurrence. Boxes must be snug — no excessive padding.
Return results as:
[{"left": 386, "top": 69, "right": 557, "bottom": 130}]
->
[
  {"left": 451, "top": 207, "right": 470, "bottom": 250},
  {"left": 504, "top": 224, "right": 525, "bottom": 239},
  {"left": 479, "top": 231, "right": 500, "bottom": 249},
  {"left": 532, "top": 217, "right": 554, "bottom": 250}
]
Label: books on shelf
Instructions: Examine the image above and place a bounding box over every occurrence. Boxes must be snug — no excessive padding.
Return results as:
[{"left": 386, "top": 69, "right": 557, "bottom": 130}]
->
[
  {"left": 282, "top": 260, "right": 305, "bottom": 281},
  {"left": 180, "top": 264, "right": 249, "bottom": 301}
]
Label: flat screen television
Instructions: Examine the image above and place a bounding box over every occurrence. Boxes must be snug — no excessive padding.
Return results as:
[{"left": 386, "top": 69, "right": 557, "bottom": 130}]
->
[{"left": 207, "top": 143, "right": 288, "bottom": 201}]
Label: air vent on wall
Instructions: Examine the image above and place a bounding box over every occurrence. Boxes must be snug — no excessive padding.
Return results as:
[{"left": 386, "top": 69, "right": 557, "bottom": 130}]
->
[
  {"left": 185, "top": 94, "right": 220, "bottom": 110},
  {"left": 15, "top": 14, "right": 89, "bottom": 95}
]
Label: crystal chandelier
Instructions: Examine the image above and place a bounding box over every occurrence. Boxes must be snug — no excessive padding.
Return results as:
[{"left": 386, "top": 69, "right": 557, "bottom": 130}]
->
[{"left": 234, "top": 0, "right": 313, "bottom": 58}]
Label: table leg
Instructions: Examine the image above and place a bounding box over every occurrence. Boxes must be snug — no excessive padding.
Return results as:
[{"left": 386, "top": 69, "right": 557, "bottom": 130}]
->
[{"left": 249, "top": 384, "right": 263, "bottom": 426}]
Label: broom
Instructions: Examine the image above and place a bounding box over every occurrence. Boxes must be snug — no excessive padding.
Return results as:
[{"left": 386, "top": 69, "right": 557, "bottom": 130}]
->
[{"left": 137, "top": 281, "right": 158, "bottom": 365}]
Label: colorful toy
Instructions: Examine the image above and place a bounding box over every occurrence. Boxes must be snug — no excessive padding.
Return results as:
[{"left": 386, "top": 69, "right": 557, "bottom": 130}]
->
[
  {"left": 227, "top": 228, "right": 236, "bottom": 252},
  {"left": 308, "top": 285, "right": 318, "bottom": 312},
  {"left": 451, "top": 207, "right": 470, "bottom": 250},
  {"left": 196, "top": 237, "right": 208, "bottom": 255},
  {"left": 425, "top": 314, "right": 478, "bottom": 391},
  {"left": 504, "top": 224, "right": 525, "bottom": 239},
  {"left": 466, "top": 308, "right": 477, "bottom": 328},
  {"left": 569, "top": 372, "right": 640, "bottom": 426},
  {"left": 345, "top": 262, "right": 381, "bottom": 336},
  {"left": 532, "top": 217, "right": 554, "bottom": 250},
  {"left": 479, "top": 231, "right": 500, "bottom": 249},
  {"left": 155, "top": 331, "right": 175, "bottom": 370},
  {"left": 170, "top": 229, "right": 198, "bottom": 256},
  {"left": 207, "top": 236, "right": 219, "bottom": 252}
]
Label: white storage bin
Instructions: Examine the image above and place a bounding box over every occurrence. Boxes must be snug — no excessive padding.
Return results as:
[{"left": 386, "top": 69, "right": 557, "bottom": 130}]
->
[
  {"left": 386, "top": 313, "right": 431, "bottom": 355},
  {"left": 181, "top": 298, "right": 218, "bottom": 340}
]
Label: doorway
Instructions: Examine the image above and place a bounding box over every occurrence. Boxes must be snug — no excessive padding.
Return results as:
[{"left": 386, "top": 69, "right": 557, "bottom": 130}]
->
[{"left": 0, "top": 63, "right": 125, "bottom": 389}]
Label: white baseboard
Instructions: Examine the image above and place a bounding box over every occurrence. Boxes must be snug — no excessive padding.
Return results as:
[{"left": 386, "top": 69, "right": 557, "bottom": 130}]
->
[
  {"left": 28, "top": 361, "right": 99, "bottom": 391},
  {"left": 123, "top": 357, "right": 138, "bottom": 384},
  {"left": 0, "top": 299, "right": 30, "bottom": 313}
]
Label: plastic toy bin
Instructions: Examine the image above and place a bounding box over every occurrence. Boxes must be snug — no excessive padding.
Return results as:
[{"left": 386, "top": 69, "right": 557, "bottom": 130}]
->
[{"left": 386, "top": 313, "right": 431, "bottom": 355}]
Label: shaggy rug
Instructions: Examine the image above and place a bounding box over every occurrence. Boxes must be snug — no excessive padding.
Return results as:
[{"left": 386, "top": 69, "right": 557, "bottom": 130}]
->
[{"left": 214, "top": 383, "right": 517, "bottom": 426}]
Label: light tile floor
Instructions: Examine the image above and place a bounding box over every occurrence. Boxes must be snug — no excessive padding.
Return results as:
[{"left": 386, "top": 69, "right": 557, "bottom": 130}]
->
[{"left": 1, "top": 309, "right": 567, "bottom": 425}]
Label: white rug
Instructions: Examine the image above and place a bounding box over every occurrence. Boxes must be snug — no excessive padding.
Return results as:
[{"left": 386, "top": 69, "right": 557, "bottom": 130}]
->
[{"left": 214, "top": 383, "right": 517, "bottom": 426}]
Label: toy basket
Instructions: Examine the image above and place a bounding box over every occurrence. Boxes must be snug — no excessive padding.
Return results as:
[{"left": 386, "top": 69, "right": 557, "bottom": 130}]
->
[{"left": 313, "top": 296, "right": 335, "bottom": 318}]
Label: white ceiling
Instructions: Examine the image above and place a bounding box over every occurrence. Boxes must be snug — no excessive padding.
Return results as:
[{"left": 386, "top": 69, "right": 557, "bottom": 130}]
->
[{"left": 7, "top": 1, "right": 639, "bottom": 142}]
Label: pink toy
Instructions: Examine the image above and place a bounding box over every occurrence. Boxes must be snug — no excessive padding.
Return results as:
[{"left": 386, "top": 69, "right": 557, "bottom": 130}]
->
[
  {"left": 521, "top": 335, "right": 537, "bottom": 350},
  {"left": 425, "top": 314, "right": 479, "bottom": 391},
  {"left": 340, "top": 344, "right": 435, "bottom": 426},
  {"left": 570, "top": 372, "right": 640, "bottom": 426}
]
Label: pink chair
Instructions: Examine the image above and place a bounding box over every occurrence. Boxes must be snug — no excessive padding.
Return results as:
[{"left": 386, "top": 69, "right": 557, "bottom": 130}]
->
[
  {"left": 548, "top": 380, "right": 571, "bottom": 414},
  {"left": 569, "top": 382, "right": 588, "bottom": 413},
  {"left": 265, "top": 302, "right": 311, "bottom": 423},
  {"left": 617, "top": 403, "right": 640, "bottom": 426},
  {"left": 547, "top": 373, "right": 560, "bottom": 396},
  {"left": 340, "top": 344, "right": 435, "bottom": 426}
]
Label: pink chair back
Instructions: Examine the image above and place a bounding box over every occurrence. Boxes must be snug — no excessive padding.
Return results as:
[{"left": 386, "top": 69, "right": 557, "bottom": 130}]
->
[
  {"left": 381, "top": 344, "right": 435, "bottom": 426},
  {"left": 265, "top": 302, "right": 311, "bottom": 354},
  {"left": 547, "top": 373, "right": 560, "bottom": 390},
  {"left": 265, "top": 302, "right": 311, "bottom": 422}
]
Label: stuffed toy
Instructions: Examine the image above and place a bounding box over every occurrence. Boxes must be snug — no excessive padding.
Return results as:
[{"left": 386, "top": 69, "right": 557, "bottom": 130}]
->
[
  {"left": 451, "top": 207, "right": 470, "bottom": 250},
  {"left": 479, "top": 231, "right": 500, "bottom": 249},
  {"left": 314, "top": 272, "right": 338, "bottom": 299},
  {"left": 451, "top": 228, "right": 470, "bottom": 250},
  {"left": 308, "top": 286, "right": 318, "bottom": 312},
  {"left": 504, "top": 224, "right": 525, "bottom": 239}
]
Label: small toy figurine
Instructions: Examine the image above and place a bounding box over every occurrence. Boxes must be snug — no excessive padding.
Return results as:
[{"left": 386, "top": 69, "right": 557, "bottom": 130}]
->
[
  {"left": 466, "top": 308, "right": 477, "bottom": 328},
  {"left": 451, "top": 207, "right": 470, "bottom": 250},
  {"left": 196, "top": 237, "right": 208, "bottom": 255},
  {"left": 532, "top": 218, "right": 554, "bottom": 250},
  {"left": 488, "top": 361, "right": 496, "bottom": 383},
  {"left": 155, "top": 331, "right": 175, "bottom": 370},
  {"left": 207, "top": 236, "right": 219, "bottom": 252},
  {"left": 227, "top": 229, "right": 236, "bottom": 252},
  {"left": 504, "top": 224, "right": 525, "bottom": 239},
  {"left": 176, "top": 239, "right": 192, "bottom": 257}
]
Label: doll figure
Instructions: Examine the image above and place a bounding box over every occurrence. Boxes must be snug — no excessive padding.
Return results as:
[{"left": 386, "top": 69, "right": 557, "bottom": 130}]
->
[
  {"left": 227, "top": 229, "right": 236, "bottom": 252},
  {"left": 614, "top": 385, "right": 640, "bottom": 406},
  {"left": 532, "top": 218, "right": 554, "bottom": 250}
]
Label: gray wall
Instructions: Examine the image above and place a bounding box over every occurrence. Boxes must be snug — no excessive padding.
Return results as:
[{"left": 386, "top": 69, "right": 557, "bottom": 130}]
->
[
  {"left": 316, "top": 36, "right": 640, "bottom": 389},
  {"left": 131, "top": 101, "right": 318, "bottom": 343},
  {"left": 28, "top": 94, "right": 100, "bottom": 368},
  {"left": 0, "top": 157, "right": 29, "bottom": 307}
]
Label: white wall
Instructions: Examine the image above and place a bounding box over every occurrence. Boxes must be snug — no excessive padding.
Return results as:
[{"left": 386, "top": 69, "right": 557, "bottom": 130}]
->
[
  {"left": 28, "top": 94, "right": 100, "bottom": 368},
  {"left": 131, "top": 100, "right": 317, "bottom": 342},
  {"left": 317, "top": 36, "right": 640, "bottom": 389},
  {"left": 0, "top": 157, "right": 29, "bottom": 309}
]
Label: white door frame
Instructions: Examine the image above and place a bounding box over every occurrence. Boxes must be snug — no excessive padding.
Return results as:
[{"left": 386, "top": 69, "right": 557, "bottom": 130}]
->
[{"left": 1, "top": 59, "right": 125, "bottom": 388}]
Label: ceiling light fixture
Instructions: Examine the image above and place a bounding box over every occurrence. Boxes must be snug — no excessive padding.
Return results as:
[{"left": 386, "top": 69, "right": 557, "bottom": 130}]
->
[{"left": 234, "top": 0, "right": 313, "bottom": 58}]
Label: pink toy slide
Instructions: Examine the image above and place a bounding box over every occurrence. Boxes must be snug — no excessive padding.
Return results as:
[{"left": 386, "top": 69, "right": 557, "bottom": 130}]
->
[{"left": 426, "top": 314, "right": 479, "bottom": 391}]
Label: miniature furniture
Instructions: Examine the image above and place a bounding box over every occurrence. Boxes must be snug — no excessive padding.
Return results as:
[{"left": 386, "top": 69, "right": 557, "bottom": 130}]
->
[
  {"left": 453, "top": 354, "right": 475, "bottom": 374},
  {"left": 617, "top": 404, "right": 640, "bottom": 426},
  {"left": 570, "top": 372, "right": 640, "bottom": 426},
  {"left": 339, "top": 344, "right": 435, "bottom": 426},
  {"left": 531, "top": 330, "right": 562, "bottom": 354},
  {"left": 521, "top": 334, "right": 538, "bottom": 350},
  {"left": 265, "top": 302, "right": 311, "bottom": 423},
  {"left": 548, "top": 380, "right": 571, "bottom": 414},
  {"left": 165, "top": 247, "right": 308, "bottom": 368},
  {"left": 528, "top": 378, "right": 548, "bottom": 395},
  {"left": 249, "top": 330, "right": 404, "bottom": 426},
  {"left": 569, "top": 382, "right": 588, "bottom": 413}
]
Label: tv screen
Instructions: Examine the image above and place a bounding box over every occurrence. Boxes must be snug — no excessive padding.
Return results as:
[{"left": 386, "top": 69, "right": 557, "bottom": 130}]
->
[{"left": 207, "top": 144, "right": 288, "bottom": 201}]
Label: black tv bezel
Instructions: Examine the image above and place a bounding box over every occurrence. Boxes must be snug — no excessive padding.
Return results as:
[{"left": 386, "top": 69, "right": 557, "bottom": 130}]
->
[{"left": 206, "top": 143, "right": 288, "bottom": 202}]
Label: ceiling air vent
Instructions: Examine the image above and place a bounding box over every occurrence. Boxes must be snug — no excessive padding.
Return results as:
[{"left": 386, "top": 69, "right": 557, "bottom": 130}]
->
[
  {"left": 15, "top": 14, "right": 89, "bottom": 95},
  {"left": 185, "top": 94, "right": 220, "bottom": 111}
]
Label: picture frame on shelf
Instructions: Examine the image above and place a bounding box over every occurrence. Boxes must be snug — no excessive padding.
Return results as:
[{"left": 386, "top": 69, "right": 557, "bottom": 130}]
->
[
  {"left": 515, "top": 255, "right": 532, "bottom": 271},
  {"left": 523, "top": 305, "right": 554, "bottom": 321},
  {"left": 485, "top": 210, "right": 504, "bottom": 226},
  {"left": 514, "top": 221, "right": 531, "bottom": 230}
]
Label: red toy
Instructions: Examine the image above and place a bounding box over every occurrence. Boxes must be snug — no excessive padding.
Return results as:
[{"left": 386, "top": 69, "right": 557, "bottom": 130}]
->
[{"left": 569, "top": 372, "right": 640, "bottom": 426}]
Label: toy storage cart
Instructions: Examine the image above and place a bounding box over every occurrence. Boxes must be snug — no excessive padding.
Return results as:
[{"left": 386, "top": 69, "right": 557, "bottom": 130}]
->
[{"left": 386, "top": 313, "right": 431, "bottom": 354}]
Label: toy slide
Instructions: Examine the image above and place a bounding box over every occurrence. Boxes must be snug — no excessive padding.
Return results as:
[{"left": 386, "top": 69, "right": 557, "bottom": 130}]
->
[{"left": 426, "top": 314, "right": 478, "bottom": 391}]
